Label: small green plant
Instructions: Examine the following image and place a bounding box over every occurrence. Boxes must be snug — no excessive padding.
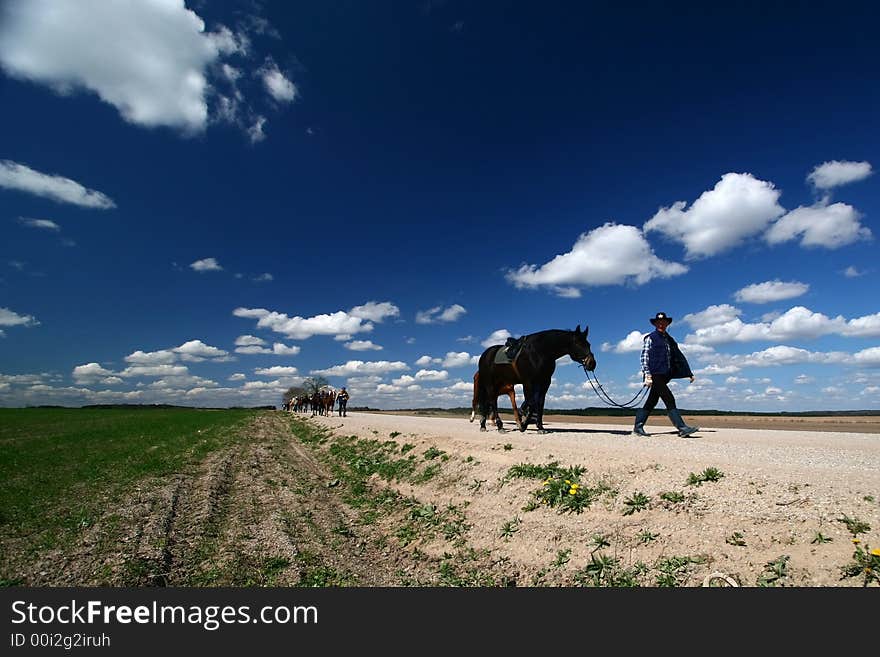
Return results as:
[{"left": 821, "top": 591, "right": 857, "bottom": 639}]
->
[
  {"left": 725, "top": 532, "right": 747, "bottom": 547},
  {"left": 551, "top": 549, "right": 571, "bottom": 569},
  {"left": 811, "top": 532, "right": 832, "bottom": 544},
  {"left": 757, "top": 555, "right": 790, "bottom": 587},
  {"left": 423, "top": 446, "right": 445, "bottom": 460},
  {"left": 499, "top": 516, "right": 521, "bottom": 540},
  {"left": 503, "top": 443, "right": 513, "bottom": 451},
  {"left": 534, "top": 476, "right": 598, "bottom": 515},
  {"left": 655, "top": 555, "right": 703, "bottom": 587},
  {"left": 837, "top": 514, "right": 870, "bottom": 536},
  {"left": 637, "top": 530, "right": 659, "bottom": 544},
  {"left": 840, "top": 540, "right": 880, "bottom": 587},
  {"left": 687, "top": 467, "right": 725, "bottom": 486},
  {"left": 400, "top": 443, "right": 416, "bottom": 454},
  {"left": 390, "top": 431, "right": 401, "bottom": 439},
  {"left": 622, "top": 492, "right": 651, "bottom": 515},
  {"left": 589, "top": 533, "right": 611, "bottom": 552},
  {"left": 863, "top": 495, "right": 874, "bottom": 503},
  {"left": 659, "top": 490, "right": 685, "bottom": 504}
]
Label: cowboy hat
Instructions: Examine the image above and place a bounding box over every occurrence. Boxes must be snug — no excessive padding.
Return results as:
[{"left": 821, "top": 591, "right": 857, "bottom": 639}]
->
[{"left": 649, "top": 312, "right": 673, "bottom": 325}]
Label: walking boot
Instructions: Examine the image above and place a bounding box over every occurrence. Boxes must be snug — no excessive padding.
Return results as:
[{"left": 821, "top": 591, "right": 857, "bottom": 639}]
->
[
  {"left": 632, "top": 408, "right": 650, "bottom": 436},
  {"left": 668, "top": 409, "right": 699, "bottom": 437}
]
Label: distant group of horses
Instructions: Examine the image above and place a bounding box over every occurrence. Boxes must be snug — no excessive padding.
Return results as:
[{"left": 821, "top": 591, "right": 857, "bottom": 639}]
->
[
  {"left": 283, "top": 389, "right": 337, "bottom": 416},
  {"left": 471, "top": 325, "right": 596, "bottom": 434}
]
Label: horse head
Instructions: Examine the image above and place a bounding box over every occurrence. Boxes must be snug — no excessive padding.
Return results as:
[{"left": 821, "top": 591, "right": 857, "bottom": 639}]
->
[{"left": 572, "top": 325, "right": 597, "bottom": 371}]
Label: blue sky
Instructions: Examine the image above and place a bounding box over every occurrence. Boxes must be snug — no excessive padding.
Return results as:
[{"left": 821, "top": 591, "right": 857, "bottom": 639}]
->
[{"left": 1, "top": 1, "right": 878, "bottom": 412}]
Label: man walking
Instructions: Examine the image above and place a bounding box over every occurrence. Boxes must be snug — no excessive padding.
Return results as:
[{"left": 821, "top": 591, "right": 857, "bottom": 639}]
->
[
  {"left": 337, "top": 386, "right": 349, "bottom": 417},
  {"left": 633, "top": 312, "right": 699, "bottom": 437}
]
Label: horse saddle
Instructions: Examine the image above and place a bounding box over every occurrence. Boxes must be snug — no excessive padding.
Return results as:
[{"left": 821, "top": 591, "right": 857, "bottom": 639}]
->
[{"left": 495, "top": 337, "right": 524, "bottom": 364}]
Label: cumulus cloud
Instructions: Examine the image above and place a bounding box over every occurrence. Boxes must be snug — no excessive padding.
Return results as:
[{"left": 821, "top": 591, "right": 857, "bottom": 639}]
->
[
  {"left": 415, "top": 304, "right": 467, "bottom": 324},
  {"left": 0, "top": 0, "right": 232, "bottom": 132},
  {"left": 507, "top": 223, "right": 687, "bottom": 293},
  {"left": 415, "top": 355, "right": 441, "bottom": 367},
  {"left": 19, "top": 217, "right": 60, "bottom": 231},
  {"left": 258, "top": 57, "right": 297, "bottom": 102},
  {"left": 644, "top": 173, "right": 785, "bottom": 259},
  {"left": 601, "top": 330, "right": 645, "bottom": 353},
  {"left": 235, "top": 335, "right": 266, "bottom": 347},
  {"left": 734, "top": 280, "right": 809, "bottom": 304},
  {"left": 345, "top": 340, "right": 382, "bottom": 351},
  {"left": 807, "top": 160, "right": 872, "bottom": 190},
  {"left": 481, "top": 329, "right": 512, "bottom": 349},
  {"left": 682, "top": 304, "right": 742, "bottom": 329},
  {"left": 441, "top": 352, "right": 477, "bottom": 368},
  {"left": 0, "top": 307, "right": 39, "bottom": 328},
  {"left": 228, "top": 373, "right": 246, "bottom": 381},
  {"left": 310, "top": 360, "right": 408, "bottom": 376},
  {"left": 173, "top": 339, "right": 230, "bottom": 362},
  {"left": 271, "top": 343, "right": 300, "bottom": 355},
  {"left": 121, "top": 364, "right": 190, "bottom": 378},
  {"left": 349, "top": 301, "right": 400, "bottom": 323},
  {"left": 233, "top": 306, "right": 374, "bottom": 340},
  {"left": 124, "top": 349, "right": 177, "bottom": 366},
  {"left": 252, "top": 272, "right": 273, "bottom": 282},
  {"left": 190, "top": 257, "right": 222, "bottom": 272},
  {"left": 764, "top": 202, "right": 871, "bottom": 249},
  {"left": 0, "top": 160, "right": 115, "bottom": 208},
  {"left": 414, "top": 369, "right": 448, "bottom": 381},
  {"left": 72, "top": 362, "right": 115, "bottom": 384},
  {"left": 685, "top": 306, "right": 880, "bottom": 345},
  {"left": 843, "top": 266, "right": 865, "bottom": 278},
  {"left": 254, "top": 366, "right": 299, "bottom": 377}
]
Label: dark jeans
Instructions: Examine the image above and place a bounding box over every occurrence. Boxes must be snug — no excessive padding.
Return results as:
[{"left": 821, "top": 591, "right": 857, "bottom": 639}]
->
[
  {"left": 643, "top": 373, "right": 676, "bottom": 412},
  {"left": 338, "top": 400, "right": 347, "bottom": 416}
]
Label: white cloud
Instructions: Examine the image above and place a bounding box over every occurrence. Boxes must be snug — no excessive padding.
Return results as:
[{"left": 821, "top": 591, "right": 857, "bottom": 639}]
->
[
  {"left": 415, "top": 355, "right": 441, "bottom": 367},
  {"left": 173, "top": 339, "right": 229, "bottom": 362},
  {"left": 734, "top": 280, "right": 809, "bottom": 304},
  {"left": 271, "top": 343, "right": 300, "bottom": 355},
  {"left": 19, "top": 217, "right": 60, "bottom": 231},
  {"left": 345, "top": 340, "right": 382, "bottom": 351},
  {"left": 853, "top": 347, "right": 880, "bottom": 368},
  {"left": 765, "top": 202, "right": 871, "bottom": 249},
  {"left": 228, "top": 373, "right": 246, "bottom": 381},
  {"left": 247, "top": 116, "right": 267, "bottom": 143},
  {"left": 807, "top": 160, "right": 872, "bottom": 190},
  {"left": 644, "top": 173, "right": 785, "bottom": 259},
  {"left": 441, "top": 352, "right": 477, "bottom": 368},
  {"left": 121, "top": 364, "right": 190, "bottom": 378},
  {"left": 0, "top": 160, "right": 115, "bottom": 208},
  {"left": 0, "top": 0, "right": 238, "bottom": 132},
  {"left": 252, "top": 272, "right": 273, "bottom": 282},
  {"left": 415, "top": 304, "right": 467, "bottom": 324},
  {"left": 794, "top": 374, "right": 814, "bottom": 384},
  {"left": 258, "top": 58, "right": 297, "bottom": 102},
  {"left": 350, "top": 301, "right": 400, "bottom": 323},
  {"left": 685, "top": 306, "right": 880, "bottom": 345},
  {"left": 414, "top": 369, "right": 448, "bottom": 381},
  {"left": 310, "top": 360, "right": 408, "bottom": 376},
  {"left": 235, "top": 335, "right": 266, "bottom": 347},
  {"left": 233, "top": 306, "right": 374, "bottom": 340},
  {"left": 254, "top": 366, "right": 299, "bottom": 377},
  {"left": 0, "top": 307, "right": 39, "bottom": 327},
  {"left": 843, "top": 266, "right": 865, "bottom": 278},
  {"left": 601, "top": 330, "right": 644, "bottom": 353},
  {"left": 507, "top": 223, "right": 687, "bottom": 292},
  {"left": 124, "top": 349, "right": 176, "bottom": 365},
  {"left": 682, "top": 304, "right": 742, "bottom": 329},
  {"left": 391, "top": 375, "right": 417, "bottom": 386},
  {"left": 190, "top": 257, "right": 222, "bottom": 272},
  {"left": 72, "top": 362, "right": 115, "bottom": 384},
  {"left": 481, "top": 329, "right": 512, "bottom": 349}
]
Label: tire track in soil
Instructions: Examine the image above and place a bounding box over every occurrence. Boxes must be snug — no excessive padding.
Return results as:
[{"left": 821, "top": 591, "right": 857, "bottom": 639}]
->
[{"left": 9, "top": 413, "right": 437, "bottom": 586}]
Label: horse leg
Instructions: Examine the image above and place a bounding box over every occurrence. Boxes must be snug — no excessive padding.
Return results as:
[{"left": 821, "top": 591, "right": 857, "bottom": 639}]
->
[
  {"left": 520, "top": 383, "right": 534, "bottom": 431},
  {"left": 469, "top": 372, "right": 479, "bottom": 423},
  {"left": 535, "top": 380, "right": 551, "bottom": 433},
  {"left": 494, "top": 395, "right": 505, "bottom": 432},
  {"left": 507, "top": 387, "right": 522, "bottom": 431}
]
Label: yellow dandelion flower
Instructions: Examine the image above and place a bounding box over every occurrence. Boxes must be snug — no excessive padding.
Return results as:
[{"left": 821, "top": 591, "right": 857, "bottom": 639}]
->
[
  {"left": 852, "top": 538, "right": 861, "bottom": 544},
  {"left": 565, "top": 480, "right": 571, "bottom": 485},
  {"left": 569, "top": 489, "right": 577, "bottom": 495},
  {"left": 871, "top": 548, "right": 880, "bottom": 557}
]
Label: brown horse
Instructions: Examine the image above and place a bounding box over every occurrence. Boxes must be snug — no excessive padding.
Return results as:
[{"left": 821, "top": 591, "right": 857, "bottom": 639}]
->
[{"left": 469, "top": 371, "right": 522, "bottom": 431}]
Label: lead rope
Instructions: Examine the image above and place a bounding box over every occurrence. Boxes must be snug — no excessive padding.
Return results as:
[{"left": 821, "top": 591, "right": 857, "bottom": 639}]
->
[{"left": 583, "top": 364, "right": 649, "bottom": 408}]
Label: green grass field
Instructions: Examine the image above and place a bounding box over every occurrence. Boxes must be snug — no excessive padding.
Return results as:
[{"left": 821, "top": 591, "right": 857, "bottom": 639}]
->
[{"left": 0, "top": 407, "right": 257, "bottom": 554}]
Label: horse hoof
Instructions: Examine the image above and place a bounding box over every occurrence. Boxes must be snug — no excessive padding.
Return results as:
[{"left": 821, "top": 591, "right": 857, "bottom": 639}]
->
[
  {"left": 536, "top": 429, "right": 547, "bottom": 435},
  {"left": 480, "top": 426, "right": 488, "bottom": 432}
]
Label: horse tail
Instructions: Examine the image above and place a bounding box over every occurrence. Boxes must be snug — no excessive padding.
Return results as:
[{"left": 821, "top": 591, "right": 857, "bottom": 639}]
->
[{"left": 470, "top": 371, "right": 479, "bottom": 422}]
